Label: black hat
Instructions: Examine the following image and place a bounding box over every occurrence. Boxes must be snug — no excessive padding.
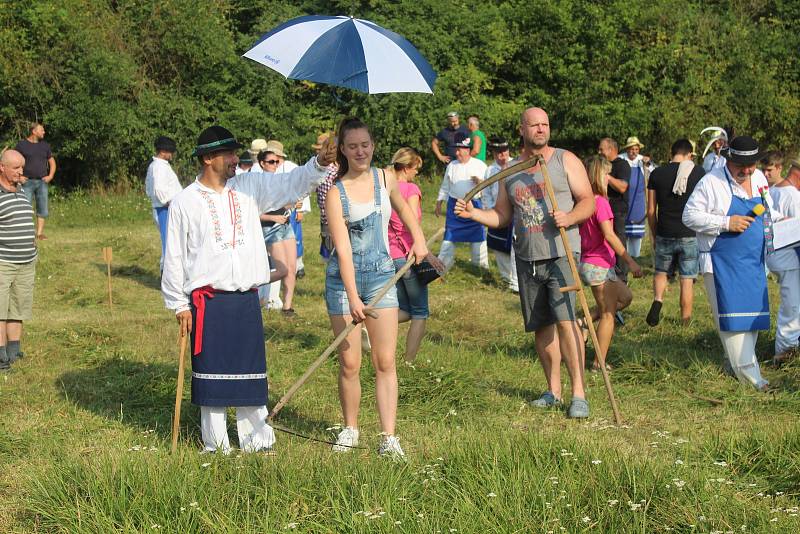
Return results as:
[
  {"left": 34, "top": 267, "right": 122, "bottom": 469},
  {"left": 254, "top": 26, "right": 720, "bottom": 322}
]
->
[
  {"left": 154, "top": 135, "right": 177, "bottom": 153},
  {"left": 239, "top": 151, "right": 253, "bottom": 164},
  {"left": 488, "top": 136, "right": 509, "bottom": 151},
  {"left": 723, "top": 136, "right": 766, "bottom": 165},
  {"left": 192, "top": 126, "right": 244, "bottom": 157},
  {"left": 453, "top": 131, "right": 471, "bottom": 149}
]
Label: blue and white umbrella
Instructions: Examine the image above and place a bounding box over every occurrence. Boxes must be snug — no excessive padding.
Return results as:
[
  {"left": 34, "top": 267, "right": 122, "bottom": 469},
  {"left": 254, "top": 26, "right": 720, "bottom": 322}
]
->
[{"left": 243, "top": 15, "right": 437, "bottom": 94}]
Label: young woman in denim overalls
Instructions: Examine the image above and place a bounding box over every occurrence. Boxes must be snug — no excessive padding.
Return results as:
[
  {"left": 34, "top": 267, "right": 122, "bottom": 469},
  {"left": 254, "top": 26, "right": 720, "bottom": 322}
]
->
[{"left": 325, "top": 118, "right": 430, "bottom": 458}]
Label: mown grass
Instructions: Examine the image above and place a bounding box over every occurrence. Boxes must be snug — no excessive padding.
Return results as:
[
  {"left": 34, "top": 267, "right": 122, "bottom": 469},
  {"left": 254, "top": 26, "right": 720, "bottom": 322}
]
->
[{"left": 0, "top": 182, "right": 799, "bottom": 533}]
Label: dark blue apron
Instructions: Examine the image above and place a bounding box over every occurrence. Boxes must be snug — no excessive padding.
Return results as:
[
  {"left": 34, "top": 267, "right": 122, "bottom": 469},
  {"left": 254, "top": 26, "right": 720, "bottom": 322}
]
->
[
  {"left": 487, "top": 225, "right": 512, "bottom": 253},
  {"left": 445, "top": 196, "right": 485, "bottom": 242},
  {"left": 710, "top": 171, "right": 770, "bottom": 332},
  {"left": 625, "top": 165, "right": 646, "bottom": 237}
]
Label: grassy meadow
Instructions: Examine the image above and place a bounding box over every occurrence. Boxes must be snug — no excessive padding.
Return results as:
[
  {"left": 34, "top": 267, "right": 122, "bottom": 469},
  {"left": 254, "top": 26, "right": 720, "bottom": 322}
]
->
[{"left": 1, "top": 180, "right": 799, "bottom": 533}]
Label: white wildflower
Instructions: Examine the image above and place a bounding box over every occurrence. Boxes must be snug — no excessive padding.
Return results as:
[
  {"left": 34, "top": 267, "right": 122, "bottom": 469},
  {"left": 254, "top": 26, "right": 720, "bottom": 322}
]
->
[
  {"left": 285, "top": 523, "right": 298, "bottom": 530},
  {"left": 674, "top": 459, "right": 684, "bottom": 465},
  {"left": 201, "top": 462, "right": 211, "bottom": 468},
  {"left": 581, "top": 516, "right": 591, "bottom": 523},
  {"left": 487, "top": 492, "right": 497, "bottom": 497},
  {"left": 713, "top": 460, "right": 728, "bottom": 467},
  {"left": 591, "top": 459, "right": 602, "bottom": 465}
]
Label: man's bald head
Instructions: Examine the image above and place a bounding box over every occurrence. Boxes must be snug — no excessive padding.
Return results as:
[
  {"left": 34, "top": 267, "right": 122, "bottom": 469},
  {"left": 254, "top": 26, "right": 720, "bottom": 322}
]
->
[
  {"left": 0, "top": 149, "right": 26, "bottom": 188},
  {"left": 519, "top": 107, "right": 551, "bottom": 150},
  {"left": 1, "top": 149, "right": 25, "bottom": 167}
]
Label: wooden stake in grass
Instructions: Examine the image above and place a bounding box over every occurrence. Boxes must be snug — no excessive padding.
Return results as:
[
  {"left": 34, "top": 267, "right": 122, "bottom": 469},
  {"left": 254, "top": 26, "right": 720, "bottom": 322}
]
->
[
  {"left": 268, "top": 227, "right": 446, "bottom": 422},
  {"left": 101, "top": 247, "right": 113, "bottom": 308},
  {"left": 171, "top": 331, "right": 188, "bottom": 453}
]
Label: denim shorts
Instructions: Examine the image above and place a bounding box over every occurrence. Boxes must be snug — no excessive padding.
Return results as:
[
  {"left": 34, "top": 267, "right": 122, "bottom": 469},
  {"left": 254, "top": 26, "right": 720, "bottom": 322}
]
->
[
  {"left": 393, "top": 258, "right": 430, "bottom": 319},
  {"left": 325, "top": 257, "right": 398, "bottom": 315},
  {"left": 579, "top": 262, "right": 617, "bottom": 287},
  {"left": 654, "top": 236, "right": 698, "bottom": 278},
  {"left": 263, "top": 223, "right": 295, "bottom": 245},
  {"left": 21, "top": 178, "right": 48, "bottom": 218}
]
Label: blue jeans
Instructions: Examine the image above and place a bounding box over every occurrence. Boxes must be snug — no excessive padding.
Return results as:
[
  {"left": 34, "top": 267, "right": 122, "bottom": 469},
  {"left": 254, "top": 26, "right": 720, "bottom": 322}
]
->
[
  {"left": 654, "top": 236, "right": 698, "bottom": 278},
  {"left": 393, "top": 258, "right": 430, "bottom": 319},
  {"left": 21, "top": 178, "right": 48, "bottom": 217}
]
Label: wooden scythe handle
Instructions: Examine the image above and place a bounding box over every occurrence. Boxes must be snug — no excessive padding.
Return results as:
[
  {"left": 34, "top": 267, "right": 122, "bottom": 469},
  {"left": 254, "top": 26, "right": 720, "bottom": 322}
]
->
[{"left": 462, "top": 157, "right": 539, "bottom": 203}]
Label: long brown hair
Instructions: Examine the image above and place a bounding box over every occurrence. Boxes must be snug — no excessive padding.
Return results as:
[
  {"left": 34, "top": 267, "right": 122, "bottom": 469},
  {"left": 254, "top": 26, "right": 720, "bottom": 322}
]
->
[
  {"left": 585, "top": 155, "right": 610, "bottom": 197},
  {"left": 335, "top": 117, "right": 372, "bottom": 179}
]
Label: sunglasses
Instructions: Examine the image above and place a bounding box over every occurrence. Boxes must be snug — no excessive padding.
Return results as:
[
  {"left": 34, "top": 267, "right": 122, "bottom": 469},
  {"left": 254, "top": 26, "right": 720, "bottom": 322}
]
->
[{"left": 261, "top": 159, "right": 281, "bottom": 165}]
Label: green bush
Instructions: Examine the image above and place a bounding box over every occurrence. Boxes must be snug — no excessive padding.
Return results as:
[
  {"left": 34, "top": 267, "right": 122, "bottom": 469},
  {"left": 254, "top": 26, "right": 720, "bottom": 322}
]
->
[{"left": 1, "top": 0, "right": 797, "bottom": 187}]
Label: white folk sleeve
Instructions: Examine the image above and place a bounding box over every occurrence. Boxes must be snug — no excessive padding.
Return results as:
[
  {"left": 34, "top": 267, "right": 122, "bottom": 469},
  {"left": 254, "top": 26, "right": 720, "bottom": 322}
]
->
[
  {"left": 437, "top": 164, "right": 452, "bottom": 201},
  {"left": 161, "top": 202, "right": 190, "bottom": 312},
  {"left": 682, "top": 177, "right": 730, "bottom": 236},
  {"left": 254, "top": 157, "right": 326, "bottom": 213}
]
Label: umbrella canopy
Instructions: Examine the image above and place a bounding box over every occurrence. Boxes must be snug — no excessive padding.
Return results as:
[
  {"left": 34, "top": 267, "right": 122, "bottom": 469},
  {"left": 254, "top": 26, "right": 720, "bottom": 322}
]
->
[{"left": 243, "top": 15, "right": 437, "bottom": 94}]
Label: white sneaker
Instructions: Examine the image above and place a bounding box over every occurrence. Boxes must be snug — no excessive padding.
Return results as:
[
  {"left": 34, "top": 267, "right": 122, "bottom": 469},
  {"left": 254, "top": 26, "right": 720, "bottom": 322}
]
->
[
  {"left": 332, "top": 427, "right": 359, "bottom": 452},
  {"left": 378, "top": 435, "right": 406, "bottom": 460}
]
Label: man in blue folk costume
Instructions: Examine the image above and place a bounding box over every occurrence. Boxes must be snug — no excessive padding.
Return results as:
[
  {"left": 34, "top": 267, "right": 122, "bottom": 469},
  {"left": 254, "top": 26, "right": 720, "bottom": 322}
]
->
[
  {"left": 683, "top": 136, "right": 779, "bottom": 391},
  {"left": 620, "top": 136, "right": 651, "bottom": 258},
  {"left": 161, "top": 126, "right": 336, "bottom": 453}
]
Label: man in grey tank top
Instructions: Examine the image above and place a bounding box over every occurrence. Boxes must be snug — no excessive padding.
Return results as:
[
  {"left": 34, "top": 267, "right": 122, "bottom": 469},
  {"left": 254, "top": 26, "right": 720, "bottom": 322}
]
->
[{"left": 455, "top": 107, "right": 596, "bottom": 418}]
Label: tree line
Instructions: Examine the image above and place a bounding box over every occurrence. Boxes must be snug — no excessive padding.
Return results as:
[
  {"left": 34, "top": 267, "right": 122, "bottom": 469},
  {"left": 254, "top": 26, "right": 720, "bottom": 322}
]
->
[{"left": 1, "top": 0, "right": 798, "bottom": 187}]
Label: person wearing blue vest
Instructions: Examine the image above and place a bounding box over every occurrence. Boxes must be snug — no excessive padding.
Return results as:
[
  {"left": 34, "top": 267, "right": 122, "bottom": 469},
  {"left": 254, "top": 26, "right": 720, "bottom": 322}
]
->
[{"left": 683, "top": 136, "right": 780, "bottom": 391}]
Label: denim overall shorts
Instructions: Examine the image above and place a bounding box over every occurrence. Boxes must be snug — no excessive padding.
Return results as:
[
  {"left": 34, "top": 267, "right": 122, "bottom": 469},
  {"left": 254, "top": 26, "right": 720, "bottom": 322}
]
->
[{"left": 325, "top": 168, "right": 398, "bottom": 315}]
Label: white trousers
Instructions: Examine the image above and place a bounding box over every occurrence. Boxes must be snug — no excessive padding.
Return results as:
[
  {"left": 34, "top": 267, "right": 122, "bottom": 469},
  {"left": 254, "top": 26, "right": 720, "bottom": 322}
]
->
[
  {"left": 200, "top": 405, "right": 276, "bottom": 454},
  {"left": 704, "top": 275, "right": 768, "bottom": 388},
  {"left": 494, "top": 248, "right": 518, "bottom": 291},
  {"left": 438, "top": 240, "right": 489, "bottom": 271},
  {"left": 774, "top": 269, "right": 800, "bottom": 355}
]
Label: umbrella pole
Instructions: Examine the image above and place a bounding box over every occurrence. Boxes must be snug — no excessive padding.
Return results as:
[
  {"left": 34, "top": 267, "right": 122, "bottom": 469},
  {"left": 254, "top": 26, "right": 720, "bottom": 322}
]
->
[
  {"left": 537, "top": 156, "right": 623, "bottom": 425},
  {"left": 268, "top": 227, "right": 445, "bottom": 422}
]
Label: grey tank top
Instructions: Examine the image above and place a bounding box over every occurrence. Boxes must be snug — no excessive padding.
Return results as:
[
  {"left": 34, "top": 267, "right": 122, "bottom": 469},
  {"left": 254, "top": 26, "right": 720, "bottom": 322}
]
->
[{"left": 504, "top": 149, "right": 581, "bottom": 261}]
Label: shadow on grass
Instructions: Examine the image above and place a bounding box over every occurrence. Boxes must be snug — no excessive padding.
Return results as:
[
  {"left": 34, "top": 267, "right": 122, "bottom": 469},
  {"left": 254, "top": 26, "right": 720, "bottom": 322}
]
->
[
  {"left": 94, "top": 262, "right": 161, "bottom": 290},
  {"left": 57, "top": 358, "right": 199, "bottom": 442},
  {"left": 57, "top": 357, "right": 343, "bottom": 448},
  {"left": 492, "top": 382, "right": 540, "bottom": 403}
]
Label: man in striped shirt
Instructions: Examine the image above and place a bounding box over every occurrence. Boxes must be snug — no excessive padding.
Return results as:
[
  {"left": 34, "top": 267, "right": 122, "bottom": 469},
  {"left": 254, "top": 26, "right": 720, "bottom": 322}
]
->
[{"left": 0, "top": 150, "right": 37, "bottom": 370}]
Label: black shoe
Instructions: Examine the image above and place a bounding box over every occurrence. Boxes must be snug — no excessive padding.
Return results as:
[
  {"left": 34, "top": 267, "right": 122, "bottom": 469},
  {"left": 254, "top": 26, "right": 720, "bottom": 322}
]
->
[
  {"left": 8, "top": 351, "right": 23, "bottom": 363},
  {"left": 296, "top": 268, "right": 305, "bottom": 279},
  {"left": 281, "top": 308, "right": 297, "bottom": 318},
  {"left": 0, "top": 358, "right": 10, "bottom": 371},
  {"left": 646, "top": 301, "right": 662, "bottom": 327},
  {"left": 614, "top": 311, "right": 625, "bottom": 326}
]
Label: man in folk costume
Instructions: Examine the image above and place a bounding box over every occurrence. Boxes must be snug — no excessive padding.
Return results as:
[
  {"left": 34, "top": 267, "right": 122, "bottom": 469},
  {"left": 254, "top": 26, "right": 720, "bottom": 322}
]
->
[
  {"left": 683, "top": 136, "right": 780, "bottom": 391},
  {"left": 483, "top": 137, "right": 518, "bottom": 292},
  {"left": 620, "top": 136, "right": 650, "bottom": 258},
  {"left": 435, "top": 132, "right": 489, "bottom": 271},
  {"left": 767, "top": 158, "right": 800, "bottom": 364},
  {"left": 701, "top": 126, "right": 728, "bottom": 173},
  {"left": 145, "top": 136, "right": 182, "bottom": 273},
  {"left": 161, "top": 126, "right": 336, "bottom": 453}
]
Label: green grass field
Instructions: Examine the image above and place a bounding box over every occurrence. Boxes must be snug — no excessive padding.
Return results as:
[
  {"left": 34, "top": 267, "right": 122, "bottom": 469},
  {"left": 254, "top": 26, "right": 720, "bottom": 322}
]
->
[{"left": 1, "top": 182, "right": 799, "bottom": 533}]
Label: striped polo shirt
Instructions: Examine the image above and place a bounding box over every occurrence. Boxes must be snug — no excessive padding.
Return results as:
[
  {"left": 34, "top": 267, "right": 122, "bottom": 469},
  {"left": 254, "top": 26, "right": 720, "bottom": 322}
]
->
[{"left": 0, "top": 185, "right": 37, "bottom": 263}]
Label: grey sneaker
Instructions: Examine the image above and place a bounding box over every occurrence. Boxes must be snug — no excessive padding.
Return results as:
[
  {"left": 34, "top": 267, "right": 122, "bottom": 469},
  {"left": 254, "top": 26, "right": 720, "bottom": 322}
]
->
[
  {"left": 530, "top": 391, "right": 562, "bottom": 409},
  {"left": 567, "top": 398, "right": 590, "bottom": 419},
  {"left": 332, "top": 427, "right": 359, "bottom": 452},
  {"left": 378, "top": 435, "right": 406, "bottom": 460}
]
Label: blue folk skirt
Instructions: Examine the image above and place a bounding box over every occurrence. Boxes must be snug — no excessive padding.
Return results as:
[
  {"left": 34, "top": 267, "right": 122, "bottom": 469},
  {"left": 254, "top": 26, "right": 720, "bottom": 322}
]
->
[{"left": 190, "top": 290, "right": 268, "bottom": 407}]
